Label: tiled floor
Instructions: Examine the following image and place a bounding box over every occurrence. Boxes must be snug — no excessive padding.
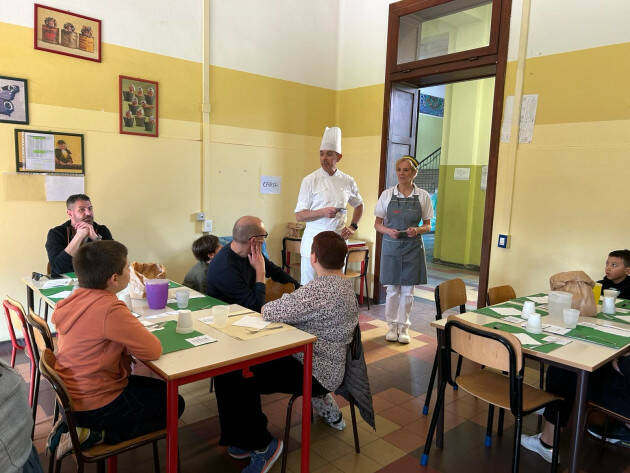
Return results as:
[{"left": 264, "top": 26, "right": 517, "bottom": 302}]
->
[{"left": 3, "top": 298, "right": 630, "bottom": 473}]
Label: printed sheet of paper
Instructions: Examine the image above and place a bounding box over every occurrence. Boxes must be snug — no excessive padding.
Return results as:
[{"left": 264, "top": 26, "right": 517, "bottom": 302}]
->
[
  {"left": 544, "top": 325, "right": 572, "bottom": 335},
  {"left": 24, "top": 132, "right": 55, "bottom": 171},
  {"left": 199, "top": 315, "right": 214, "bottom": 325},
  {"left": 45, "top": 176, "right": 85, "bottom": 202},
  {"left": 580, "top": 322, "right": 630, "bottom": 337},
  {"left": 503, "top": 316, "right": 524, "bottom": 324},
  {"left": 186, "top": 335, "right": 217, "bottom": 346},
  {"left": 492, "top": 307, "right": 523, "bottom": 317},
  {"left": 513, "top": 333, "right": 541, "bottom": 346},
  {"left": 526, "top": 295, "right": 548, "bottom": 304},
  {"left": 232, "top": 315, "right": 270, "bottom": 330},
  {"left": 41, "top": 278, "right": 72, "bottom": 289},
  {"left": 49, "top": 290, "right": 72, "bottom": 299},
  {"left": 542, "top": 336, "right": 571, "bottom": 346},
  {"left": 500, "top": 94, "right": 538, "bottom": 143}
]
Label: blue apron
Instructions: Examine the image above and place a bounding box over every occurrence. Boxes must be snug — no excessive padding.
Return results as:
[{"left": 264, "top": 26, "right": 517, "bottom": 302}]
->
[{"left": 379, "top": 190, "right": 428, "bottom": 285}]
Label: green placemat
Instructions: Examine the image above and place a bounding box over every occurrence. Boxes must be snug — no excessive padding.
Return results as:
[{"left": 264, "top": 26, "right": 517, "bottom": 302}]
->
[
  {"left": 167, "top": 296, "right": 227, "bottom": 312},
  {"left": 565, "top": 324, "right": 630, "bottom": 349},
  {"left": 151, "top": 320, "right": 206, "bottom": 354},
  {"left": 617, "top": 299, "right": 630, "bottom": 309},
  {"left": 483, "top": 322, "right": 564, "bottom": 353},
  {"left": 40, "top": 285, "right": 75, "bottom": 300},
  {"left": 596, "top": 312, "right": 630, "bottom": 325},
  {"left": 62, "top": 272, "right": 77, "bottom": 278},
  {"left": 475, "top": 302, "right": 546, "bottom": 319},
  {"left": 168, "top": 281, "right": 182, "bottom": 288},
  {"left": 512, "top": 293, "right": 547, "bottom": 304}
]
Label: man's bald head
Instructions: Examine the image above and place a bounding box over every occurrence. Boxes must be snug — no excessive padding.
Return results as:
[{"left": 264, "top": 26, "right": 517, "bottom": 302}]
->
[{"left": 232, "top": 216, "right": 265, "bottom": 243}]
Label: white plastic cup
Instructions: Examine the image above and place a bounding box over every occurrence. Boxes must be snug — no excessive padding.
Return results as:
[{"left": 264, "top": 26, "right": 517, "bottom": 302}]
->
[
  {"left": 175, "top": 289, "right": 190, "bottom": 309},
  {"left": 522, "top": 301, "right": 535, "bottom": 320},
  {"left": 602, "top": 296, "right": 616, "bottom": 315},
  {"left": 176, "top": 310, "right": 194, "bottom": 334},
  {"left": 526, "top": 312, "right": 542, "bottom": 334},
  {"left": 212, "top": 305, "right": 230, "bottom": 328},
  {"left": 562, "top": 308, "right": 580, "bottom": 329},
  {"left": 603, "top": 289, "right": 620, "bottom": 299}
]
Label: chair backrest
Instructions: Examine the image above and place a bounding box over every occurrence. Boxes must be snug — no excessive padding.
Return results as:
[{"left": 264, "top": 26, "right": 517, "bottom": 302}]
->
[
  {"left": 283, "top": 238, "right": 301, "bottom": 255},
  {"left": 39, "top": 348, "right": 85, "bottom": 459},
  {"left": 445, "top": 315, "right": 523, "bottom": 373},
  {"left": 3, "top": 297, "right": 33, "bottom": 351},
  {"left": 265, "top": 280, "right": 295, "bottom": 303},
  {"left": 47, "top": 262, "right": 51, "bottom": 276},
  {"left": 25, "top": 309, "right": 54, "bottom": 352},
  {"left": 344, "top": 248, "right": 369, "bottom": 275},
  {"left": 487, "top": 285, "right": 516, "bottom": 306},
  {"left": 434, "top": 278, "right": 467, "bottom": 318}
]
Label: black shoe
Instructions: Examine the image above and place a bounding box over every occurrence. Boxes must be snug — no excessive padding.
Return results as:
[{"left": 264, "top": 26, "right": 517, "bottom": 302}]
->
[{"left": 587, "top": 422, "right": 630, "bottom": 446}]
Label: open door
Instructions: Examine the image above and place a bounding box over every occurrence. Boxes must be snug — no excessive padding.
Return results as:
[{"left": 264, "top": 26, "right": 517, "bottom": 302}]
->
[{"left": 385, "top": 84, "right": 419, "bottom": 188}]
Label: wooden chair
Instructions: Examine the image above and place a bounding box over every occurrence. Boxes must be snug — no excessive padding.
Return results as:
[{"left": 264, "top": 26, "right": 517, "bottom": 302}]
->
[
  {"left": 280, "top": 324, "right": 363, "bottom": 473},
  {"left": 281, "top": 237, "right": 302, "bottom": 276},
  {"left": 421, "top": 315, "right": 563, "bottom": 473},
  {"left": 422, "top": 278, "right": 466, "bottom": 415},
  {"left": 343, "top": 247, "right": 370, "bottom": 309},
  {"left": 2, "top": 297, "right": 37, "bottom": 407},
  {"left": 39, "top": 348, "right": 165, "bottom": 473},
  {"left": 487, "top": 285, "right": 516, "bottom": 306},
  {"left": 265, "top": 280, "right": 295, "bottom": 303}
]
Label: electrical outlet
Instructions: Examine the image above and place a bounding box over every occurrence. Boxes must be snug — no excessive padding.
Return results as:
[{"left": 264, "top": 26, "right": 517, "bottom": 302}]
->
[
  {"left": 196, "top": 212, "right": 205, "bottom": 221},
  {"left": 497, "top": 234, "right": 510, "bottom": 249},
  {"left": 203, "top": 219, "right": 213, "bottom": 233}
]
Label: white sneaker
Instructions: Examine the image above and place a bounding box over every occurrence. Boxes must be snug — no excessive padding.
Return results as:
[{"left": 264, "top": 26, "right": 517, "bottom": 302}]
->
[
  {"left": 385, "top": 324, "right": 398, "bottom": 342},
  {"left": 398, "top": 326, "right": 410, "bottom": 344},
  {"left": 521, "top": 433, "right": 553, "bottom": 463}
]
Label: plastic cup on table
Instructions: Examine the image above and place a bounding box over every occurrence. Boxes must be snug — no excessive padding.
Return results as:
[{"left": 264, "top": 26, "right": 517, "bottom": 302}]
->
[
  {"left": 212, "top": 305, "right": 229, "bottom": 328},
  {"left": 602, "top": 296, "right": 616, "bottom": 315},
  {"left": 176, "top": 310, "right": 194, "bottom": 334},
  {"left": 522, "top": 301, "right": 535, "bottom": 320},
  {"left": 603, "top": 289, "right": 620, "bottom": 299},
  {"left": 592, "top": 283, "right": 602, "bottom": 305},
  {"left": 562, "top": 308, "right": 580, "bottom": 329},
  {"left": 526, "top": 312, "right": 542, "bottom": 334},
  {"left": 145, "top": 279, "right": 169, "bottom": 309},
  {"left": 175, "top": 288, "right": 190, "bottom": 309}
]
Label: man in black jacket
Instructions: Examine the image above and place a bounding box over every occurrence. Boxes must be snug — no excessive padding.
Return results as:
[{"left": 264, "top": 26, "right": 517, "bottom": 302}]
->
[
  {"left": 206, "top": 216, "right": 297, "bottom": 312},
  {"left": 45, "top": 194, "right": 113, "bottom": 276}
]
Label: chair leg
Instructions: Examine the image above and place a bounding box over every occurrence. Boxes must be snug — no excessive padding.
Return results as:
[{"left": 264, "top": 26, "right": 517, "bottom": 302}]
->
[
  {"left": 349, "top": 399, "right": 360, "bottom": 453},
  {"left": 44, "top": 303, "right": 49, "bottom": 322},
  {"left": 10, "top": 345, "right": 17, "bottom": 367},
  {"left": 497, "top": 409, "right": 505, "bottom": 437},
  {"left": 208, "top": 377, "right": 214, "bottom": 393},
  {"left": 54, "top": 458, "right": 62, "bottom": 473},
  {"left": 423, "top": 351, "right": 438, "bottom": 415},
  {"left": 453, "top": 355, "right": 463, "bottom": 390},
  {"left": 551, "top": 408, "right": 561, "bottom": 473},
  {"left": 511, "top": 415, "right": 522, "bottom": 473},
  {"left": 281, "top": 394, "right": 298, "bottom": 473},
  {"left": 539, "top": 361, "right": 545, "bottom": 389},
  {"left": 152, "top": 441, "right": 160, "bottom": 473},
  {"left": 364, "top": 276, "right": 370, "bottom": 310},
  {"left": 107, "top": 455, "right": 118, "bottom": 473},
  {"left": 31, "top": 367, "right": 41, "bottom": 439},
  {"left": 97, "top": 460, "right": 105, "bottom": 473},
  {"left": 485, "top": 405, "right": 494, "bottom": 447},
  {"left": 28, "top": 356, "right": 36, "bottom": 407},
  {"left": 420, "top": 380, "right": 447, "bottom": 466}
]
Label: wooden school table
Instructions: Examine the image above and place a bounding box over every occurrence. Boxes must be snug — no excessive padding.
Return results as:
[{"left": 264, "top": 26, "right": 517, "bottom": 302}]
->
[
  {"left": 429, "top": 308, "right": 630, "bottom": 473},
  {"left": 21, "top": 277, "right": 317, "bottom": 473}
]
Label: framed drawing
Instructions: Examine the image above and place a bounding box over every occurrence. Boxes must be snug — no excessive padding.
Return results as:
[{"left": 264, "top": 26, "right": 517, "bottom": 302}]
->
[
  {"left": 119, "top": 75, "right": 158, "bottom": 137},
  {"left": 0, "top": 76, "right": 29, "bottom": 124},
  {"left": 34, "top": 4, "right": 101, "bottom": 62},
  {"left": 15, "top": 129, "right": 85, "bottom": 174}
]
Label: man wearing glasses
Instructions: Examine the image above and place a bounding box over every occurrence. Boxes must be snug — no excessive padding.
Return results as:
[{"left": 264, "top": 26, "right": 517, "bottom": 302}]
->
[
  {"left": 206, "top": 216, "right": 298, "bottom": 312},
  {"left": 45, "top": 194, "right": 113, "bottom": 276}
]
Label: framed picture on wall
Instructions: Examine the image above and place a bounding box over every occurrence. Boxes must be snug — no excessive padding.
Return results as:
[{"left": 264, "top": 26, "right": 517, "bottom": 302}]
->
[
  {"left": 34, "top": 4, "right": 102, "bottom": 62},
  {"left": 119, "top": 75, "right": 158, "bottom": 137},
  {"left": 15, "top": 129, "right": 85, "bottom": 174},
  {"left": 0, "top": 76, "right": 29, "bottom": 124}
]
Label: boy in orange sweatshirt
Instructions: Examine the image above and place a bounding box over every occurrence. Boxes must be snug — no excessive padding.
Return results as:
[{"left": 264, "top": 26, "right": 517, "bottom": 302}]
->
[{"left": 49, "top": 240, "right": 184, "bottom": 456}]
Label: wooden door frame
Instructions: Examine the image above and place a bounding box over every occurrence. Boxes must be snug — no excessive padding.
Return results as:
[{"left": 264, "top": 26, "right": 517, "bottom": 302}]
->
[{"left": 374, "top": 0, "right": 512, "bottom": 307}]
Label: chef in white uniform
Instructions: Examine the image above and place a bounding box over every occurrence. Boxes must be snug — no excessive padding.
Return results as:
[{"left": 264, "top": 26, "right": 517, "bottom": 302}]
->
[{"left": 295, "top": 127, "right": 364, "bottom": 284}]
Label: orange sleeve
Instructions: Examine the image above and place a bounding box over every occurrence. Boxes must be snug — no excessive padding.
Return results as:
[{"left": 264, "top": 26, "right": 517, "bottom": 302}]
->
[{"left": 103, "top": 300, "right": 162, "bottom": 360}]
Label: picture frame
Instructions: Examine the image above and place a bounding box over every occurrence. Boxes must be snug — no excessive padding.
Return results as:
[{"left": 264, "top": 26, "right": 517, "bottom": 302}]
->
[
  {"left": 15, "top": 129, "right": 85, "bottom": 174},
  {"left": 0, "top": 76, "right": 29, "bottom": 125},
  {"left": 119, "top": 75, "right": 159, "bottom": 137},
  {"left": 34, "top": 4, "right": 101, "bottom": 62}
]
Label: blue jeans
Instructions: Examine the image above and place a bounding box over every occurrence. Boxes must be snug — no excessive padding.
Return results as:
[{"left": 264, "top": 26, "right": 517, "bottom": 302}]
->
[
  {"left": 73, "top": 375, "right": 185, "bottom": 444},
  {"left": 21, "top": 445, "right": 43, "bottom": 473}
]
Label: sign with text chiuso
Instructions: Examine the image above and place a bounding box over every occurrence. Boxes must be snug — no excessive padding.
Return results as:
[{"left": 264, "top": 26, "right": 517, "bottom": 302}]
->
[{"left": 260, "top": 176, "right": 281, "bottom": 194}]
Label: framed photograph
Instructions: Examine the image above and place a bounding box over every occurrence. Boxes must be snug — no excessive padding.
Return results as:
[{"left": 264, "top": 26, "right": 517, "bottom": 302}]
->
[
  {"left": 34, "top": 4, "right": 101, "bottom": 62},
  {"left": 15, "top": 129, "right": 85, "bottom": 174},
  {"left": 119, "top": 75, "right": 158, "bottom": 137},
  {"left": 0, "top": 76, "right": 29, "bottom": 124}
]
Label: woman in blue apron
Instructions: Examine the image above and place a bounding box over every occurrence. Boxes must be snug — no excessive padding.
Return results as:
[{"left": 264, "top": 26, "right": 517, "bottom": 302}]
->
[{"left": 374, "top": 156, "right": 434, "bottom": 343}]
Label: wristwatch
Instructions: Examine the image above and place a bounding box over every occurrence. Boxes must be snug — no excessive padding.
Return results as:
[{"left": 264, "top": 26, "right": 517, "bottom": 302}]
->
[{"left": 349, "top": 223, "right": 358, "bottom": 230}]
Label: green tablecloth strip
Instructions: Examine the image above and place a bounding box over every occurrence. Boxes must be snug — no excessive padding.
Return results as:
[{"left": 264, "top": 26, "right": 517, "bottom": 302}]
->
[
  {"left": 475, "top": 302, "right": 546, "bottom": 319},
  {"left": 617, "top": 299, "right": 630, "bottom": 309},
  {"left": 151, "top": 321, "right": 206, "bottom": 354},
  {"left": 596, "top": 312, "right": 630, "bottom": 325},
  {"left": 168, "top": 281, "right": 182, "bottom": 288},
  {"left": 565, "top": 325, "right": 630, "bottom": 349},
  {"left": 167, "top": 296, "right": 227, "bottom": 312},
  {"left": 512, "top": 293, "right": 547, "bottom": 304},
  {"left": 40, "top": 285, "right": 75, "bottom": 300},
  {"left": 482, "top": 322, "right": 563, "bottom": 354}
]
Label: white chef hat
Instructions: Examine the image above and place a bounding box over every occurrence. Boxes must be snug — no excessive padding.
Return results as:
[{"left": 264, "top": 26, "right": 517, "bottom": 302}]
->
[{"left": 319, "top": 126, "right": 342, "bottom": 154}]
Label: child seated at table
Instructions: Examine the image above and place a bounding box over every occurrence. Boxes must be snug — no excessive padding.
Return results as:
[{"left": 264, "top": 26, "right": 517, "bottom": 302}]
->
[
  {"left": 183, "top": 234, "right": 221, "bottom": 293},
  {"left": 598, "top": 249, "right": 630, "bottom": 299},
  {"left": 49, "top": 240, "right": 185, "bottom": 457}
]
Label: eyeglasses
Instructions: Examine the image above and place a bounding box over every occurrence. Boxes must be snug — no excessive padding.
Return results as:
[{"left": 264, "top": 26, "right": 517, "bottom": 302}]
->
[{"left": 250, "top": 233, "right": 268, "bottom": 240}]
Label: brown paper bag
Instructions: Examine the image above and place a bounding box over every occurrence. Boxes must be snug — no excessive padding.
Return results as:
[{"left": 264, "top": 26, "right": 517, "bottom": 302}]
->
[
  {"left": 129, "top": 262, "right": 166, "bottom": 299},
  {"left": 549, "top": 271, "right": 597, "bottom": 316}
]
